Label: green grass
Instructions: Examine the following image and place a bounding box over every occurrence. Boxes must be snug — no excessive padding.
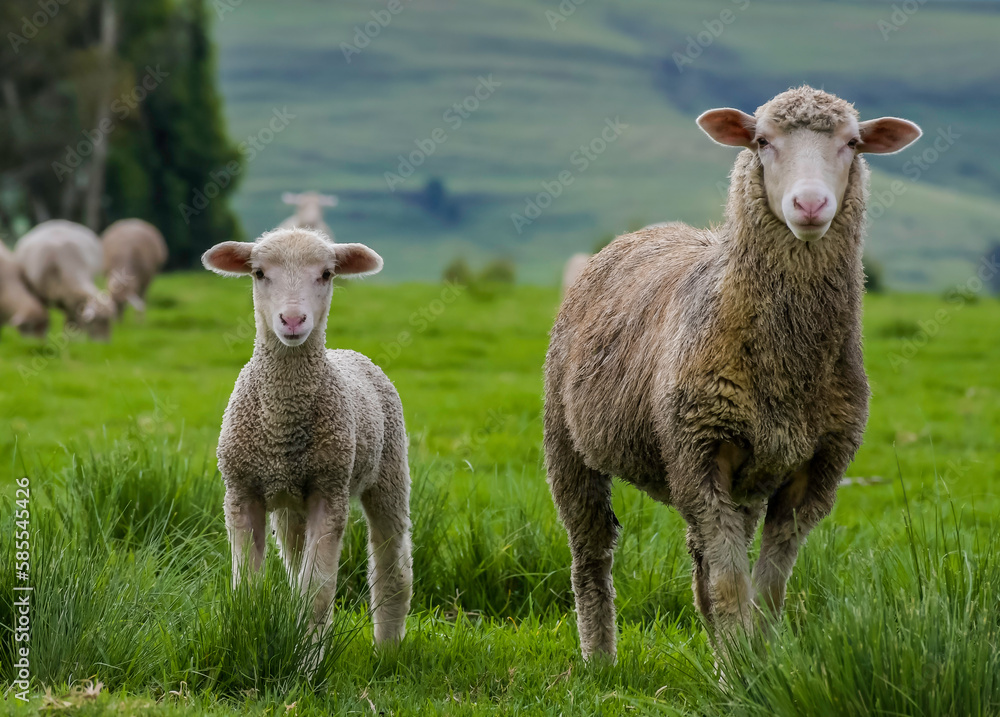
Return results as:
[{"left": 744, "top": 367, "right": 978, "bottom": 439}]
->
[
  {"left": 211, "top": 0, "right": 1000, "bottom": 290},
  {"left": 1, "top": 274, "right": 999, "bottom": 714}
]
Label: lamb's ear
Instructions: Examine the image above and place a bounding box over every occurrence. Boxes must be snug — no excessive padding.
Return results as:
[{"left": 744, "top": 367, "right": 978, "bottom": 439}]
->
[
  {"left": 856, "top": 117, "right": 922, "bottom": 154},
  {"left": 281, "top": 192, "right": 300, "bottom": 206},
  {"left": 319, "top": 194, "right": 339, "bottom": 207},
  {"left": 202, "top": 241, "right": 253, "bottom": 276},
  {"left": 696, "top": 108, "right": 756, "bottom": 148},
  {"left": 333, "top": 243, "right": 383, "bottom": 278}
]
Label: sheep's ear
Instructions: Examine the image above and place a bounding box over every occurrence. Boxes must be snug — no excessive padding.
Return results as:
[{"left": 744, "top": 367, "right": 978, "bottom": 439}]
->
[
  {"left": 319, "top": 194, "right": 339, "bottom": 207},
  {"left": 282, "top": 192, "right": 300, "bottom": 206},
  {"left": 333, "top": 243, "right": 383, "bottom": 278},
  {"left": 202, "top": 241, "right": 253, "bottom": 276},
  {"left": 856, "top": 117, "right": 922, "bottom": 154},
  {"left": 696, "top": 108, "right": 756, "bottom": 148}
]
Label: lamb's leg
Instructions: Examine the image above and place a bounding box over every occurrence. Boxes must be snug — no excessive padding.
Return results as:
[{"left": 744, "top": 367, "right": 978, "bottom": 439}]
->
[
  {"left": 545, "top": 415, "right": 619, "bottom": 660},
  {"left": 271, "top": 507, "right": 306, "bottom": 585},
  {"left": 361, "top": 478, "right": 413, "bottom": 645},
  {"left": 753, "top": 439, "right": 850, "bottom": 616},
  {"left": 299, "top": 492, "right": 349, "bottom": 627},
  {"left": 224, "top": 489, "right": 266, "bottom": 588}
]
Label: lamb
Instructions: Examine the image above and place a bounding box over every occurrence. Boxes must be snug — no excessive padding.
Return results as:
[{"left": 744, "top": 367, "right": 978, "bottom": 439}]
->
[
  {"left": 544, "top": 86, "right": 921, "bottom": 659},
  {"left": 202, "top": 227, "right": 412, "bottom": 648},
  {"left": 101, "top": 218, "right": 169, "bottom": 318},
  {"left": 0, "top": 242, "right": 48, "bottom": 339},
  {"left": 278, "top": 192, "right": 339, "bottom": 240},
  {"left": 14, "top": 220, "right": 115, "bottom": 341}
]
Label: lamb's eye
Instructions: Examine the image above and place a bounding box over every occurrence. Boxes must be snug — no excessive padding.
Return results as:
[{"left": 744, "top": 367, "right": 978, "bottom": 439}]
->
[
  {"left": 756, "top": 137, "right": 769, "bottom": 148},
  {"left": 321, "top": 269, "right": 332, "bottom": 281},
  {"left": 254, "top": 269, "right": 264, "bottom": 280},
  {"left": 847, "top": 138, "right": 859, "bottom": 149}
]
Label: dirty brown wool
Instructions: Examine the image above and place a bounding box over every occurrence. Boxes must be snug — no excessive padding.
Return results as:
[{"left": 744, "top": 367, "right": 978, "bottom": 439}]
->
[{"left": 544, "top": 87, "right": 922, "bottom": 659}]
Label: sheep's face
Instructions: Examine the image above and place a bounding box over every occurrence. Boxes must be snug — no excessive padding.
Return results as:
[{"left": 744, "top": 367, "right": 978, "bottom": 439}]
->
[
  {"left": 12, "top": 307, "right": 49, "bottom": 339},
  {"left": 202, "top": 228, "right": 382, "bottom": 349},
  {"left": 697, "top": 88, "right": 921, "bottom": 241},
  {"left": 70, "top": 295, "right": 114, "bottom": 341}
]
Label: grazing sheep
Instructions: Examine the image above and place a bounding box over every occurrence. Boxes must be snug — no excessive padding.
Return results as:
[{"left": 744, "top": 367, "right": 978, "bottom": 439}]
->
[
  {"left": 202, "top": 227, "right": 412, "bottom": 646},
  {"left": 0, "top": 243, "right": 48, "bottom": 339},
  {"left": 562, "top": 253, "right": 591, "bottom": 293},
  {"left": 544, "top": 86, "right": 921, "bottom": 659},
  {"left": 101, "top": 219, "right": 169, "bottom": 318},
  {"left": 279, "top": 192, "right": 338, "bottom": 240},
  {"left": 14, "top": 220, "right": 114, "bottom": 341}
]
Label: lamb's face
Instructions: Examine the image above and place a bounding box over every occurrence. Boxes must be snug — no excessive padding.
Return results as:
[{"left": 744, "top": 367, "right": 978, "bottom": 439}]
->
[
  {"left": 202, "top": 229, "right": 382, "bottom": 349},
  {"left": 697, "top": 87, "right": 922, "bottom": 242},
  {"left": 71, "top": 295, "right": 114, "bottom": 341}
]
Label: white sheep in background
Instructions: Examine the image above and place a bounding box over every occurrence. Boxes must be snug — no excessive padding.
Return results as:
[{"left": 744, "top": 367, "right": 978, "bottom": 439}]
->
[
  {"left": 545, "top": 86, "right": 921, "bottom": 660},
  {"left": 202, "top": 227, "right": 412, "bottom": 648},
  {"left": 0, "top": 242, "right": 49, "bottom": 339},
  {"left": 14, "top": 220, "right": 115, "bottom": 340},
  {"left": 279, "top": 192, "right": 339, "bottom": 240},
  {"left": 101, "top": 218, "right": 169, "bottom": 319},
  {"left": 561, "top": 253, "right": 591, "bottom": 293}
]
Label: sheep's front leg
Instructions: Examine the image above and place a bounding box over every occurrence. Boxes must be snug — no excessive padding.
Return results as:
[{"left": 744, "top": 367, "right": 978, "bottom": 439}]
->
[
  {"left": 224, "top": 489, "right": 266, "bottom": 588},
  {"left": 299, "top": 492, "right": 349, "bottom": 627},
  {"left": 752, "top": 436, "right": 852, "bottom": 616},
  {"left": 679, "top": 442, "right": 754, "bottom": 640}
]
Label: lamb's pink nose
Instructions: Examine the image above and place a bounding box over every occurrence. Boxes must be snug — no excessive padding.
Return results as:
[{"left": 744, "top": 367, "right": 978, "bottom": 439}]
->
[
  {"left": 279, "top": 313, "right": 306, "bottom": 332},
  {"left": 792, "top": 195, "right": 829, "bottom": 221}
]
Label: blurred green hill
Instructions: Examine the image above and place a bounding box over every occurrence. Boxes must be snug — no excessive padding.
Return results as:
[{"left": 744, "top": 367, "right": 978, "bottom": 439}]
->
[{"left": 214, "top": 0, "right": 1000, "bottom": 289}]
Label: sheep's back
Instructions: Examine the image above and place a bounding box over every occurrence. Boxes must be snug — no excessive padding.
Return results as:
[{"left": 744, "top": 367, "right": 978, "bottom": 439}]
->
[{"left": 547, "top": 225, "right": 720, "bottom": 481}]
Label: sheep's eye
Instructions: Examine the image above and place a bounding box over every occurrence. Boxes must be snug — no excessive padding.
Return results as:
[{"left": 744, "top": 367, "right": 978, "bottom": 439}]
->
[
  {"left": 321, "top": 269, "right": 332, "bottom": 281},
  {"left": 254, "top": 269, "right": 264, "bottom": 280},
  {"left": 756, "top": 137, "right": 769, "bottom": 148},
  {"left": 847, "top": 138, "right": 859, "bottom": 149}
]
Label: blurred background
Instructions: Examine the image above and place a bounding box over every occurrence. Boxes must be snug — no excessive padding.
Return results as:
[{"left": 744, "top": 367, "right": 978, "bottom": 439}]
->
[{"left": 2, "top": 0, "right": 999, "bottom": 289}]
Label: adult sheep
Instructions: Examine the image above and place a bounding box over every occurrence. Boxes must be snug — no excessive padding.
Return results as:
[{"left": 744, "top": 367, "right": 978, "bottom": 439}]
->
[
  {"left": 544, "top": 86, "right": 921, "bottom": 659},
  {"left": 279, "top": 192, "right": 338, "bottom": 240},
  {"left": 0, "top": 243, "right": 48, "bottom": 339},
  {"left": 101, "top": 219, "right": 169, "bottom": 318},
  {"left": 15, "top": 220, "right": 114, "bottom": 341},
  {"left": 202, "top": 227, "right": 412, "bottom": 647}
]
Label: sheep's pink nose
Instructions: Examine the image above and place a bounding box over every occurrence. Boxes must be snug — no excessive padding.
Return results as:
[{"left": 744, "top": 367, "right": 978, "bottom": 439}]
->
[
  {"left": 279, "top": 313, "right": 306, "bottom": 331},
  {"left": 792, "top": 195, "right": 829, "bottom": 220}
]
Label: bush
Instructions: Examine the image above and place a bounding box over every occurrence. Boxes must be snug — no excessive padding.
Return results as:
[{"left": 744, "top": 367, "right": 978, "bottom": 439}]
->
[
  {"left": 442, "top": 257, "right": 473, "bottom": 286},
  {"left": 477, "top": 259, "right": 516, "bottom": 285}
]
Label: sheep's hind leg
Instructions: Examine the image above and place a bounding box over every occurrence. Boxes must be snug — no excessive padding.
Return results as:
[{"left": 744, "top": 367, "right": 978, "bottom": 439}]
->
[
  {"left": 545, "top": 422, "right": 619, "bottom": 660},
  {"left": 361, "top": 478, "right": 413, "bottom": 645},
  {"left": 224, "top": 489, "right": 266, "bottom": 588},
  {"left": 271, "top": 507, "right": 306, "bottom": 585}
]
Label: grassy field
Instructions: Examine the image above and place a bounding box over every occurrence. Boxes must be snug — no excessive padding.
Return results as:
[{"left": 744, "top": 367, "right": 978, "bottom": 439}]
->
[
  {"left": 1, "top": 274, "right": 999, "bottom": 715},
  {"left": 212, "top": 0, "right": 1000, "bottom": 290}
]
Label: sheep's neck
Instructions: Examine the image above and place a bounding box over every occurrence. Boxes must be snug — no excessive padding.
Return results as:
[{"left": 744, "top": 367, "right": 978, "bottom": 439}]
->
[{"left": 252, "top": 330, "right": 330, "bottom": 405}]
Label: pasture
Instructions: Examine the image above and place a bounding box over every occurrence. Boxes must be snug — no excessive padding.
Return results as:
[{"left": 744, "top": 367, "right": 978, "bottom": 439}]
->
[{"left": 1, "top": 274, "right": 999, "bottom": 715}]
